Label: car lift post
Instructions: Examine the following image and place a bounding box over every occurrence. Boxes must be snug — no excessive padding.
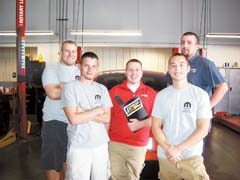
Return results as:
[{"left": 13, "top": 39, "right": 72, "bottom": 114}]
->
[{"left": 16, "top": 0, "right": 27, "bottom": 138}]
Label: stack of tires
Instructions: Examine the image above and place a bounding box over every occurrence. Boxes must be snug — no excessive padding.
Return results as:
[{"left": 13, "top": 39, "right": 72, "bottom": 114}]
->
[{"left": 0, "top": 94, "right": 11, "bottom": 136}]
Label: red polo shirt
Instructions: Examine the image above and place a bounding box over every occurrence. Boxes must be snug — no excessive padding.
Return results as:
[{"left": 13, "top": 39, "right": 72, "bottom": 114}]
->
[{"left": 109, "top": 80, "right": 157, "bottom": 146}]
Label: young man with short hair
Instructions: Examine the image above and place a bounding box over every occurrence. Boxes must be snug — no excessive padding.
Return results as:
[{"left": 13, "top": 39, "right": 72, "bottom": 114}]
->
[
  {"left": 108, "top": 59, "right": 157, "bottom": 180},
  {"left": 41, "top": 40, "right": 80, "bottom": 180},
  {"left": 152, "top": 53, "right": 211, "bottom": 180},
  {"left": 62, "top": 52, "right": 112, "bottom": 180}
]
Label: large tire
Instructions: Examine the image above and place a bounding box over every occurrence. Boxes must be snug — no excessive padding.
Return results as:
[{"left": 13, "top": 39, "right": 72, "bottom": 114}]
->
[{"left": 0, "top": 94, "right": 11, "bottom": 136}]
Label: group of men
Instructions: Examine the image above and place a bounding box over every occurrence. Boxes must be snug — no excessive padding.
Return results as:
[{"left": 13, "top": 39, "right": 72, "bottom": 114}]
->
[{"left": 41, "top": 32, "right": 228, "bottom": 180}]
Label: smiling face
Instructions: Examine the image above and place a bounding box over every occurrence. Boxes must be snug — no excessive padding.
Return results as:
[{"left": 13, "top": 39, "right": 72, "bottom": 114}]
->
[
  {"left": 168, "top": 54, "right": 190, "bottom": 81},
  {"left": 180, "top": 34, "right": 199, "bottom": 60},
  {"left": 59, "top": 42, "right": 78, "bottom": 66},
  {"left": 125, "top": 61, "right": 143, "bottom": 85}
]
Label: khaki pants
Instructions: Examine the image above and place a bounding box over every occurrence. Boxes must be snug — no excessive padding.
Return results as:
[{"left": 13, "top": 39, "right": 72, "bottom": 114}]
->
[
  {"left": 109, "top": 141, "right": 147, "bottom": 180},
  {"left": 158, "top": 156, "right": 210, "bottom": 180}
]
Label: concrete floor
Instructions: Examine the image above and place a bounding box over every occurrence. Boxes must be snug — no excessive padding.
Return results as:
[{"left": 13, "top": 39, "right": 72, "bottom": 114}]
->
[{"left": 0, "top": 121, "right": 240, "bottom": 180}]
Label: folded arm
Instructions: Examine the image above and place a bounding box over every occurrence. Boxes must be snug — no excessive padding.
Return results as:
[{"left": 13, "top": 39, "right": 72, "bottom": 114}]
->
[
  {"left": 63, "top": 106, "right": 111, "bottom": 125},
  {"left": 43, "top": 83, "right": 64, "bottom": 100}
]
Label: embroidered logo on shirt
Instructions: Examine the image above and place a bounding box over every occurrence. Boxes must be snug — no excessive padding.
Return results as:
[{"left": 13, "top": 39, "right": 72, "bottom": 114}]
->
[
  {"left": 95, "top": 95, "right": 101, "bottom": 100},
  {"left": 190, "top": 68, "right": 197, "bottom": 73},
  {"left": 95, "top": 94, "right": 102, "bottom": 106},
  {"left": 140, "top": 94, "right": 148, "bottom": 97},
  {"left": 183, "top": 102, "right": 191, "bottom": 113}
]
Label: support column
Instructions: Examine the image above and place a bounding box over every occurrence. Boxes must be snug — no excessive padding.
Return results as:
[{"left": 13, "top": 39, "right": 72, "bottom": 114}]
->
[
  {"left": 172, "top": 47, "right": 179, "bottom": 55},
  {"left": 16, "top": 0, "right": 27, "bottom": 138},
  {"left": 199, "top": 48, "right": 207, "bottom": 57}
]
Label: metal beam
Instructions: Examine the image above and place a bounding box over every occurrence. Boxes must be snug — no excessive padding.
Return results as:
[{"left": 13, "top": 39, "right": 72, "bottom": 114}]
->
[{"left": 16, "top": 0, "right": 27, "bottom": 138}]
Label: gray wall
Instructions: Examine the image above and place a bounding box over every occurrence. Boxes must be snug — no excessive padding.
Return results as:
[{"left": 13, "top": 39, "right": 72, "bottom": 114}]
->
[{"left": 0, "top": 0, "right": 240, "bottom": 46}]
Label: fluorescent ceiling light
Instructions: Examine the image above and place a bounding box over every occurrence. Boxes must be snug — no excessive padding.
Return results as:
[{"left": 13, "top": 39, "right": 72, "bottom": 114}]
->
[
  {"left": 206, "top": 33, "right": 240, "bottom": 39},
  {"left": 26, "top": 31, "right": 55, "bottom": 36},
  {"left": 70, "top": 30, "right": 142, "bottom": 36},
  {"left": 0, "top": 31, "right": 16, "bottom": 36},
  {"left": 0, "top": 30, "right": 55, "bottom": 36}
]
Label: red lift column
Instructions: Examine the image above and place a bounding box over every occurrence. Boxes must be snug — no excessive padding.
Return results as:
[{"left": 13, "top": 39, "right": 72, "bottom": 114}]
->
[
  {"left": 172, "top": 47, "right": 179, "bottom": 55},
  {"left": 199, "top": 48, "right": 207, "bottom": 57},
  {"left": 16, "top": 0, "right": 27, "bottom": 138}
]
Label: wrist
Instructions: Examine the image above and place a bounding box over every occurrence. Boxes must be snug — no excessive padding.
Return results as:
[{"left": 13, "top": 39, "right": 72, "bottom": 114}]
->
[
  {"left": 176, "top": 144, "right": 184, "bottom": 152},
  {"left": 163, "top": 143, "right": 171, "bottom": 152}
]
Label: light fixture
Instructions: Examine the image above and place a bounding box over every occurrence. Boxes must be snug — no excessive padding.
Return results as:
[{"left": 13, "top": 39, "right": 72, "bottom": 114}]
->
[
  {"left": 0, "top": 30, "right": 55, "bottom": 36},
  {"left": 26, "top": 31, "right": 55, "bottom": 36},
  {"left": 70, "top": 30, "right": 142, "bottom": 37},
  {"left": 0, "top": 31, "right": 16, "bottom": 36},
  {"left": 206, "top": 33, "right": 240, "bottom": 39}
]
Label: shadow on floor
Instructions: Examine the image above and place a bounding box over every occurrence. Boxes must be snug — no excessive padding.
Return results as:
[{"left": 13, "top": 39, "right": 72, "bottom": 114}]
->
[
  {"left": 0, "top": 122, "right": 240, "bottom": 180},
  {"left": 0, "top": 135, "right": 44, "bottom": 180}
]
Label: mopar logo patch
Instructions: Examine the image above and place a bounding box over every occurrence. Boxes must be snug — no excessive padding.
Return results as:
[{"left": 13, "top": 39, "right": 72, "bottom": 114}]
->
[{"left": 183, "top": 101, "right": 192, "bottom": 113}]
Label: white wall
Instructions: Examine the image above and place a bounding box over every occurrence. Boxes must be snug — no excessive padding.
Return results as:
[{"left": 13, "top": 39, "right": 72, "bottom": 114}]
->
[
  {"left": 1, "top": 42, "right": 240, "bottom": 81},
  {"left": 1, "top": 0, "right": 240, "bottom": 81},
  {"left": 29, "top": 43, "right": 240, "bottom": 71},
  {"left": 30, "top": 43, "right": 172, "bottom": 72},
  {"left": 207, "top": 45, "right": 240, "bottom": 68}
]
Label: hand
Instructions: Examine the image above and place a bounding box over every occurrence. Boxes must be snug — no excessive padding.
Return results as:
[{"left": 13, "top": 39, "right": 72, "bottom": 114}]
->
[
  {"left": 95, "top": 106, "right": 105, "bottom": 115},
  {"left": 59, "top": 82, "right": 64, "bottom": 89},
  {"left": 93, "top": 107, "right": 105, "bottom": 123},
  {"left": 165, "top": 145, "right": 182, "bottom": 163},
  {"left": 95, "top": 113, "right": 105, "bottom": 123},
  {"left": 168, "top": 155, "right": 182, "bottom": 164},
  {"left": 127, "top": 119, "right": 141, "bottom": 132}
]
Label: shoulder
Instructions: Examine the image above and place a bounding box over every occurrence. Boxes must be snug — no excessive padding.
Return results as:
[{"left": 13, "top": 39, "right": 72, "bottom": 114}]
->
[
  {"left": 156, "top": 86, "right": 171, "bottom": 97},
  {"left": 42, "top": 64, "right": 60, "bottom": 84},
  {"left": 109, "top": 83, "right": 125, "bottom": 94},
  {"left": 43, "top": 64, "right": 58, "bottom": 72},
  {"left": 57, "top": 63, "right": 75, "bottom": 71},
  {"left": 141, "top": 84, "right": 157, "bottom": 95},
  {"left": 189, "top": 84, "right": 209, "bottom": 97},
  {"left": 197, "top": 55, "right": 216, "bottom": 67},
  {"left": 64, "top": 80, "right": 78, "bottom": 88},
  {"left": 153, "top": 88, "right": 169, "bottom": 104},
  {"left": 93, "top": 81, "right": 108, "bottom": 91}
]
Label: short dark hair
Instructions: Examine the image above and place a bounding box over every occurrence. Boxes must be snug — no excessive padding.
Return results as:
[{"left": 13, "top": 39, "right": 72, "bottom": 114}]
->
[
  {"left": 125, "top": 59, "right": 142, "bottom": 70},
  {"left": 80, "top": 51, "right": 99, "bottom": 64},
  {"left": 182, "top": 32, "right": 200, "bottom": 44},
  {"left": 168, "top": 53, "right": 188, "bottom": 65},
  {"left": 60, "top": 40, "right": 77, "bottom": 51}
]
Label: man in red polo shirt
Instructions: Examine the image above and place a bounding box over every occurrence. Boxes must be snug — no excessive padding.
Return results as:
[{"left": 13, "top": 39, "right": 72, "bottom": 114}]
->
[{"left": 108, "top": 59, "right": 157, "bottom": 180}]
